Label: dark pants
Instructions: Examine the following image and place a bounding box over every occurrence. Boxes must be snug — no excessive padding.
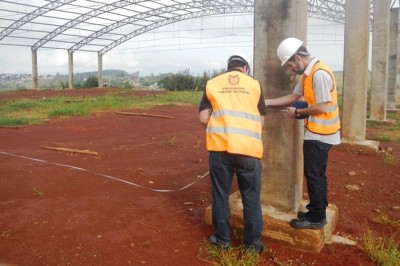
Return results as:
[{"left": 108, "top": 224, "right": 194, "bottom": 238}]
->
[
  {"left": 209, "top": 151, "right": 263, "bottom": 248},
  {"left": 303, "top": 140, "right": 332, "bottom": 222}
]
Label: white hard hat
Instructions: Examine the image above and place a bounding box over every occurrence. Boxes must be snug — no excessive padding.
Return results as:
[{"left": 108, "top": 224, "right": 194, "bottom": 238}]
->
[
  {"left": 227, "top": 53, "right": 251, "bottom": 68},
  {"left": 276, "top": 37, "right": 303, "bottom": 66}
]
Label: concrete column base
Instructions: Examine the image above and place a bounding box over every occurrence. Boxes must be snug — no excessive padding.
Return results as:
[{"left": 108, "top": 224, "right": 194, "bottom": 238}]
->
[
  {"left": 205, "top": 191, "right": 338, "bottom": 253},
  {"left": 339, "top": 139, "right": 380, "bottom": 154}
]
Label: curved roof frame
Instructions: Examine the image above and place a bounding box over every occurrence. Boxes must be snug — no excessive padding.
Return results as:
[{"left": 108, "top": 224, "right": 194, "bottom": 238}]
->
[
  {"left": 0, "top": 0, "right": 399, "bottom": 54},
  {"left": 0, "top": 0, "right": 75, "bottom": 41},
  {"left": 32, "top": 0, "right": 154, "bottom": 51},
  {"left": 68, "top": 0, "right": 252, "bottom": 53},
  {"left": 98, "top": 5, "right": 254, "bottom": 55},
  {"left": 307, "top": 0, "right": 345, "bottom": 24}
]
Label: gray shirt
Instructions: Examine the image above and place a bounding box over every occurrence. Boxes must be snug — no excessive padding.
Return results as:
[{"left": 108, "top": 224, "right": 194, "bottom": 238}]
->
[{"left": 294, "top": 57, "right": 341, "bottom": 145}]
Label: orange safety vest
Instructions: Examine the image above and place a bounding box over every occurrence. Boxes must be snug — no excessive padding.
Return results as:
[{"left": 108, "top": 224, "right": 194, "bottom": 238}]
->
[
  {"left": 303, "top": 62, "right": 340, "bottom": 135},
  {"left": 205, "top": 71, "right": 263, "bottom": 158}
]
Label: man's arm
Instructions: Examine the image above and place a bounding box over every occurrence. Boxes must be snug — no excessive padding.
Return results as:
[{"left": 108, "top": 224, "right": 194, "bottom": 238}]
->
[
  {"left": 199, "top": 108, "right": 211, "bottom": 127},
  {"left": 265, "top": 93, "right": 301, "bottom": 107}
]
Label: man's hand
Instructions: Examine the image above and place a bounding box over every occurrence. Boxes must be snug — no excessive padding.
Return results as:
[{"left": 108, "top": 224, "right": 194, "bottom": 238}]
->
[{"left": 287, "top": 106, "right": 297, "bottom": 118}]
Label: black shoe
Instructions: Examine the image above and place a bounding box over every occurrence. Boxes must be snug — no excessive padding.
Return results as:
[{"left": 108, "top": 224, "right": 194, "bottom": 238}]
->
[
  {"left": 297, "top": 211, "right": 308, "bottom": 220},
  {"left": 245, "top": 243, "right": 265, "bottom": 254},
  {"left": 209, "top": 235, "right": 230, "bottom": 249},
  {"left": 290, "top": 218, "right": 327, "bottom": 229}
]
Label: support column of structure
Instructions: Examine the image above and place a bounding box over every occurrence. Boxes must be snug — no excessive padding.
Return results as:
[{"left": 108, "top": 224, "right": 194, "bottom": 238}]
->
[
  {"left": 254, "top": 0, "right": 338, "bottom": 252},
  {"left": 68, "top": 52, "right": 74, "bottom": 89},
  {"left": 254, "top": 0, "right": 306, "bottom": 213},
  {"left": 388, "top": 8, "right": 399, "bottom": 110},
  {"left": 98, "top": 53, "right": 103, "bottom": 88},
  {"left": 341, "top": 0, "right": 379, "bottom": 152},
  {"left": 397, "top": 17, "right": 400, "bottom": 104},
  {"left": 209, "top": 0, "right": 336, "bottom": 253},
  {"left": 31, "top": 49, "right": 38, "bottom": 90},
  {"left": 341, "top": 0, "right": 370, "bottom": 141},
  {"left": 370, "top": 0, "right": 391, "bottom": 120}
]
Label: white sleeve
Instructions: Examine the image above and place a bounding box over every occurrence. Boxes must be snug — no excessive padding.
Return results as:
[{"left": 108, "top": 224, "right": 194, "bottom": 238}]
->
[
  {"left": 293, "top": 79, "right": 303, "bottom": 95},
  {"left": 313, "top": 70, "right": 333, "bottom": 104}
]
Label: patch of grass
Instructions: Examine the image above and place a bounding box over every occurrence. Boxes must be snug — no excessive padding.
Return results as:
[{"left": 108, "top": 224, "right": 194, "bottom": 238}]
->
[
  {"left": 198, "top": 240, "right": 266, "bottom": 265},
  {"left": 48, "top": 106, "right": 89, "bottom": 117},
  {"left": 0, "top": 116, "right": 32, "bottom": 126},
  {"left": 32, "top": 188, "right": 44, "bottom": 197},
  {"left": 375, "top": 135, "right": 396, "bottom": 142},
  {"left": 166, "top": 134, "right": 177, "bottom": 146},
  {"left": 382, "top": 153, "right": 399, "bottom": 166},
  {"left": 376, "top": 213, "right": 400, "bottom": 226},
  {"left": 363, "top": 229, "right": 400, "bottom": 266},
  {"left": 367, "top": 111, "right": 400, "bottom": 142},
  {"left": 0, "top": 90, "right": 203, "bottom": 127}
]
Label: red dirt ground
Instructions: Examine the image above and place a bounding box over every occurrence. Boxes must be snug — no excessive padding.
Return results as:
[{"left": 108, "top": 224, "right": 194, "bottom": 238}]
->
[{"left": 0, "top": 89, "right": 399, "bottom": 266}]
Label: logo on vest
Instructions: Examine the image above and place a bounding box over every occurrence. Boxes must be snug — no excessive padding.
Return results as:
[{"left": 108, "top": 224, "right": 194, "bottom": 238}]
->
[{"left": 228, "top": 75, "right": 239, "bottom": 85}]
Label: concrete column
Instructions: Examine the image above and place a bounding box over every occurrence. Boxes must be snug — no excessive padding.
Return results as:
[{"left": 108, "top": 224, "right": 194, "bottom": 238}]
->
[
  {"left": 397, "top": 24, "right": 400, "bottom": 103},
  {"left": 388, "top": 8, "right": 399, "bottom": 109},
  {"left": 68, "top": 52, "right": 74, "bottom": 89},
  {"left": 397, "top": 23, "right": 400, "bottom": 103},
  {"left": 370, "top": 0, "right": 391, "bottom": 120},
  {"left": 387, "top": 8, "right": 400, "bottom": 109},
  {"left": 98, "top": 53, "right": 103, "bottom": 88},
  {"left": 31, "top": 49, "right": 38, "bottom": 90},
  {"left": 341, "top": 0, "right": 370, "bottom": 141},
  {"left": 254, "top": 0, "right": 307, "bottom": 212}
]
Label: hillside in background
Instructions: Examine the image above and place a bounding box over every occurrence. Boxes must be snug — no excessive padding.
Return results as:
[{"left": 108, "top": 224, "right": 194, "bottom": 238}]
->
[{"left": 1, "top": 70, "right": 350, "bottom": 91}]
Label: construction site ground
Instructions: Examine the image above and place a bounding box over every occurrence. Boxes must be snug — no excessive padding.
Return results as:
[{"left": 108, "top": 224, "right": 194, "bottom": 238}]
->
[{"left": 0, "top": 88, "right": 399, "bottom": 265}]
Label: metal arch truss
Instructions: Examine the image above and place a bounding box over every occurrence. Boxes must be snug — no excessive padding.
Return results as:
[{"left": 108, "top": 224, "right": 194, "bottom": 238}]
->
[
  {"left": 0, "top": 0, "right": 399, "bottom": 55},
  {"left": 69, "top": 0, "right": 253, "bottom": 54},
  {"left": 307, "top": 0, "right": 345, "bottom": 24},
  {"left": 0, "top": 0, "right": 75, "bottom": 41},
  {"left": 98, "top": 5, "right": 254, "bottom": 55}
]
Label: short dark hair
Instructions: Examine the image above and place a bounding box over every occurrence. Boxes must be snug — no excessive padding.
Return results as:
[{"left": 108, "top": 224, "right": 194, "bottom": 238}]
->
[
  {"left": 287, "top": 46, "right": 310, "bottom": 62},
  {"left": 296, "top": 46, "right": 310, "bottom": 57},
  {"left": 228, "top": 59, "right": 246, "bottom": 70}
]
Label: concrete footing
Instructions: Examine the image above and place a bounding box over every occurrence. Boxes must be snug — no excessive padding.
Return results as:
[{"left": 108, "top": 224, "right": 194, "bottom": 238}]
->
[
  {"left": 338, "top": 139, "right": 380, "bottom": 154},
  {"left": 205, "top": 191, "right": 338, "bottom": 253}
]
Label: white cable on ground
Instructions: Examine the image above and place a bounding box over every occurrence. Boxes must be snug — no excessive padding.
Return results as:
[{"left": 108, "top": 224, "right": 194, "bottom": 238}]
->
[{"left": 0, "top": 151, "right": 209, "bottom": 193}]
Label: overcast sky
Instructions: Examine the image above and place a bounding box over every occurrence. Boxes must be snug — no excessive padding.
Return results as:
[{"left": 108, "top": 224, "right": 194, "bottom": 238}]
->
[{"left": 0, "top": 14, "right": 355, "bottom": 76}]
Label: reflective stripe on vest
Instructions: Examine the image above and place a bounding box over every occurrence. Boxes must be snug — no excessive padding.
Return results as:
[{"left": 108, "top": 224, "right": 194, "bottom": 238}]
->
[
  {"left": 303, "top": 62, "right": 341, "bottom": 135},
  {"left": 205, "top": 71, "right": 263, "bottom": 158}
]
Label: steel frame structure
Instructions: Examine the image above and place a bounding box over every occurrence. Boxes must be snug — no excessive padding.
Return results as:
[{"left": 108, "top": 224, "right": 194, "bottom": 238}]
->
[{"left": 0, "top": 0, "right": 398, "bottom": 55}]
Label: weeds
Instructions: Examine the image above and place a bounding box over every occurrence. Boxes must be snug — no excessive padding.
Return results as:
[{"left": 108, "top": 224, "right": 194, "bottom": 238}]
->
[
  {"left": 32, "top": 188, "right": 44, "bottom": 197},
  {"left": 363, "top": 229, "right": 400, "bottom": 266},
  {"left": 198, "top": 239, "right": 266, "bottom": 266},
  {"left": 376, "top": 213, "right": 400, "bottom": 226},
  {"left": 166, "top": 134, "right": 177, "bottom": 146}
]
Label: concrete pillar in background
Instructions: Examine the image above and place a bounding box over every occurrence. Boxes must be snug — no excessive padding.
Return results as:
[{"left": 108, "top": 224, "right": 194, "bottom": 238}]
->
[
  {"left": 98, "top": 53, "right": 103, "bottom": 88},
  {"left": 68, "top": 52, "right": 74, "bottom": 90},
  {"left": 254, "top": 0, "right": 306, "bottom": 213},
  {"left": 388, "top": 8, "right": 399, "bottom": 109},
  {"left": 31, "top": 49, "right": 38, "bottom": 90},
  {"left": 397, "top": 18, "right": 400, "bottom": 104},
  {"left": 342, "top": 0, "right": 370, "bottom": 141},
  {"left": 370, "top": 0, "right": 391, "bottom": 120}
]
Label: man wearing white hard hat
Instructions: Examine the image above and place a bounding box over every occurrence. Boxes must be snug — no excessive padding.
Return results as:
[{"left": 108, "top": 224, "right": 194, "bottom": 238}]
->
[
  {"left": 265, "top": 37, "right": 341, "bottom": 229},
  {"left": 199, "top": 54, "right": 266, "bottom": 252}
]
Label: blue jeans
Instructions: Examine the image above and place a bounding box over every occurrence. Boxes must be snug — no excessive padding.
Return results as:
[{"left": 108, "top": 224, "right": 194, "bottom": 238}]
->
[
  {"left": 209, "top": 151, "right": 263, "bottom": 248},
  {"left": 303, "top": 140, "right": 332, "bottom": 222}
]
